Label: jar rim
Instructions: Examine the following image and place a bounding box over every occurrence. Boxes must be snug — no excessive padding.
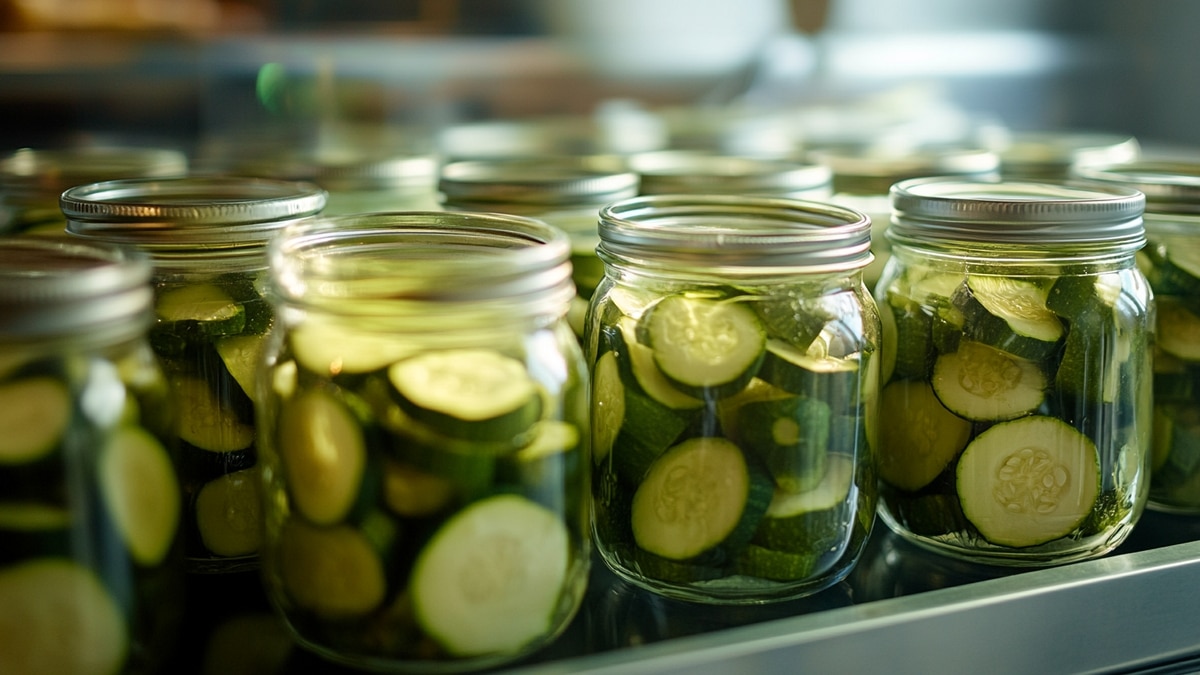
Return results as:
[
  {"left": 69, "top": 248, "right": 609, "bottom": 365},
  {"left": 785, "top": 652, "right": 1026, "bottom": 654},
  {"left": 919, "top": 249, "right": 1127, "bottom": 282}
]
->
[
  {"left": 1, "top": 146, "right": 188, "bottom": 202},
  {"left": 438, "top": 156, "right": 639, "bottom": 207},
  {"left": 1072, "top": 160, "right": 1200, "bottom": 213},
  {"left": 630, "top": 151, "right": 831, "bottom": 195}
]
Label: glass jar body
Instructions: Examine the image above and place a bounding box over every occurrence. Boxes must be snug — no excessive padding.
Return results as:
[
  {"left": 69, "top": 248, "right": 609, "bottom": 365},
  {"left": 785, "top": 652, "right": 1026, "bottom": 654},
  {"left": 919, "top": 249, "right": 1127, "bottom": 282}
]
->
[
  {"left": 587, "top": 264, "right": 880, "bottom": 603},
  {"left": 0, "top": 333, "right": 184, "bottom": 675},
  {"left": 256, "top": 214, "right": 591, "bottom": 671},
  {"left": 874, "top": 244, "right": 1152, "bottom": 565}
]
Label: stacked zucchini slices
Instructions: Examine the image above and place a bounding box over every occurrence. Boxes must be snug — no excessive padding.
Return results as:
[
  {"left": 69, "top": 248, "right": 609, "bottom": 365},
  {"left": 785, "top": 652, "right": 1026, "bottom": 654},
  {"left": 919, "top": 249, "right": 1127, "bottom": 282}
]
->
[
  {"left": 269, "top": 330, "right": 584, "bottom": 660},
  {"left": 592, "top": 287, "right": 871, "bottom": 588},
  {"left": 878, "top": 267, "right": 1146, "bottom": 550}
]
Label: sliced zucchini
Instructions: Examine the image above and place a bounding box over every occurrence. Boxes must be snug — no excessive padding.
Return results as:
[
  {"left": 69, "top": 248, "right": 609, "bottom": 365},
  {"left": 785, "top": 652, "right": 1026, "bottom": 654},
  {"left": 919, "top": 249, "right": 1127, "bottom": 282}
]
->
[
  {"left": 290, "top": 318, "right": 420, "bottom": 377},
  {"left": 381, "top": 460, "right": 456, "bottom": 518},
  {"left": 277, "top": 519, "right": 390, "bottom": 618},
  {"left": 215, "top": 333, "right": 268, "bottom": 399},
  {"left": 195, "top": 466, "right": 263, "bottom": 558},
  {"left": 155, "top": 283, "right": 246, "bottom": 338},
  {"left": 617, "top": 318, "right": 703, "bottom": 410},
  {"left": 173, "top": 376, "right": 255, "bottom": 453},
  {"left": 931, "top": 340, "right": 1047, "bottom": 422},
  {"left": 410, "top": 494, "right": 569, "bottom": 657},
  {"left": 387, "top": 349, "right": 542, "bottom": 443},
  {"left": 632, "top": 547, "right": 724, "bottom": 583},
  {"left": 735, "top": 395, "right": 832, "bottom": 493},
  {"left": 0, "top": 376, "right": 71, "bottom": 464},
  {"left": 752, "top": 454, "right": 855, "bottom": 554},
  {"left": 956, "top": 415, "right": 1100, "bottom": 548},
  {"left": 611, "top": 387, "right": 698, "bottom": 485},
  {"left": 277, "top": 387, "right": 373, "bottom": 525},
  {"left": 591, "top": 350, "right": 625, "bottom": 465},
  {"left": 0, "top": 502, "right": 72, "bottom": 563},
  {"left": 0, "top": 559, "right": 128, "bottom": 675},
  {"left": 98, "top": 426, "right": 181, "bottom": 567},
  {"left": 733, "top": 544, "right": 819, "bottom": 581},
  {"left": 716, "top": 377, "right": 794, "bottom": 448},
  {"left": 640, "top": 294, "right": 765, "bottom": 398},
  {"left": 956, "top": 275, "right": 1063, "bottom": 361},
  {"left": 749, "top": 294, "right": 829, "bottom": 353},
  {"left": 759, "top": 338, "right": 859, "bottom": 402},
  {"left": 1157, "top": 297, "right": 1200, "bottom": 362},
  {"left": 630, "top": 437, "right": 772, "bottom": 561},
  {"left": 1157, "top": 247, "right": 1200, "bottom": 297},
  {"left": 879, "top": 302, "right": 898, "bottom": 384},
  {"left": 877, "top": 380, "right": 973, "bottom": 492}
]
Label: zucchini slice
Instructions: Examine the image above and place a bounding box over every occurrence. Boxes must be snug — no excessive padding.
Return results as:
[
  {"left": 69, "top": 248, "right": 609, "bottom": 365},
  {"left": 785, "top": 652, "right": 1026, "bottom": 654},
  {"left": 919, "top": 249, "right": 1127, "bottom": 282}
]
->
[
  {"left": 0, "top": 502, "right": 72, "bottom": 563},
  {"left": 410, "top": 494, "right": 569, "bottom": 657},
  {"left": 387, "top": 349, "right": 542, "bottom": 443},
  {"left": 931, "top": 340, "right": 1047, "bottom": 422},
  {"left": 1157, "top": 297, "right": 1200, "bottom": 362},
  {"left": 752, "top": 454, "right": 855, "bottom": 554},
  {"left": 214, "top": 333, "right": 268, "bottom": 399},
  {"left": 195, "top": 466, "right": 263, "bottom": 558},
  {"left": 278, "top": 519, "right": 390, "bottom": 618},
  {"left": 0, "top": 376, "right": 71, "bottom": 465},
  {"left": 277, "top": 387, "right": 372, "bottom": 526},
  {"left": 877, "top": 380, "right": 973, "bottom": 492},
  {"left": 591, "top": 350, "right": 626, "bottom": 465},
  {"left": 956, "top": 415, "right": 1100, "bottom": 548},
  {"left": 289, "top": 318, "right": 420, "bottom": 377},
  {"left": 381, "top": 460, "right": 456, "bottom": 518},
  {"left": 640, "top": 294, "right": 766, "bottom": 398},
  {"left": 630, "top": 437, "right": 772, "bottom": 561},
  {"left": 0, "top": 558, "right": 128, "bottom": 675},
  {"left": 617, "top": 318, "right": 703, "bottom": 410},
  {"left": 735, "top": 395, "right": 832, "bottom": 493},
  {"left": 98, "top": 426, "right": 181, "bottom": 567},
  {"left": 957, "top": 275, "right": 1063, "bottom": 361},
  {"left": 155, "top": 283, "right": 246, "bottom": 338},
  {"left": 173, "top": 376, "right": 255, "bottom": 453}
]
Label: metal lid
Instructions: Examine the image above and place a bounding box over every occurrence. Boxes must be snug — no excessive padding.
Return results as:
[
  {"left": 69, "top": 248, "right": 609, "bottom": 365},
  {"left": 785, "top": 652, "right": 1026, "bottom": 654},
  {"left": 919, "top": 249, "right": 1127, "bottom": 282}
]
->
[
  {"left": 598, "top": 194, "right": 872, "bottom": 274},
  {"left": 998, "top": 131, "right": 1141, "bottom": 178},
  {"left": 809, "top": 145, "right": 1000, "bottom": 195},
  {"left": 61, "top": 176, "right": 328, "bottom": 248},
  {"left": 0, "top": 236, "right": 152, "bottom": 338},
  {"left": 1072, "top": 161, "right": 1200, "bottom": 214},
  {"left": 889, "top": 177, "right": 1146, "bottom": 248},
  {"left": 630, "top": 151, "right": 831, "bottom": 196},
  {"left": 0, "top": 146, "right": 187, "bottom": 204},
  {"left": 439, "top": 157, "right": 639, "bottom": 208}
]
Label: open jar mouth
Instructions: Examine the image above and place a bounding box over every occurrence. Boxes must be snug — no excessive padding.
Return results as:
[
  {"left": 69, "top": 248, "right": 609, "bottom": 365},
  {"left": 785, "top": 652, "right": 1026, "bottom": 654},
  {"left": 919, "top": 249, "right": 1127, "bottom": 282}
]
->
[{"left": 269, "top": 210, "right": 576, "bottom": 318}]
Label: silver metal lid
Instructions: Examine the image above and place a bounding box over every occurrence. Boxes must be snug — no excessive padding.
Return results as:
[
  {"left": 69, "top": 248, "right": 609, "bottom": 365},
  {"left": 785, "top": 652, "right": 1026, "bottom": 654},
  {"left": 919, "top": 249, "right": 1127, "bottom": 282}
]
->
[
  {"left": 0, "top": 236, "right": 153, "bottom": 338},
  {"left": 1072, "top": 161, "right": 1200, "bottom": 214},
  {"left": 61, "top": 176, "right": 328, "bottom": 248},
  {"left": 0, "top": 146, "right": 187, "bottom": 204},
  {"left": 630, "top": 151, "right": 831, "bottom": 196},
  {"left": 598, "top": 194, "right": 872, "bottom": 274},
  {"left": 809, "top": 145, "right": 1000, "bottom": 195},
  {"left": 999, "top": 131, "right": 1141, "bottom": 178},
  {"left": 889, "top": 177, "right": 1146, "bottom": 247},
  {"left": 439, "top": 157, "right": 639, "bottom": 208}
]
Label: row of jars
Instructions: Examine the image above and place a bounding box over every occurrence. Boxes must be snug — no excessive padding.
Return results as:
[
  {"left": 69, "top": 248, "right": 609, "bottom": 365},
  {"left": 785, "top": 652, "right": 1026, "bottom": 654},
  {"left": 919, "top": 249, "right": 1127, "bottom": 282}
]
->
[{"left": 1, "top": 148, "right": 1198, "bottom": 673}]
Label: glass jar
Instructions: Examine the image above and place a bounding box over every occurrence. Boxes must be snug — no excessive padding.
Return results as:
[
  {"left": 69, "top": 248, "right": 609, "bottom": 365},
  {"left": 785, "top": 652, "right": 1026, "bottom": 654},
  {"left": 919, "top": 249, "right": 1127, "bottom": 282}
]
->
[
  {"left": 809, "top": 145, "right": 1000, "bottom": 291},
  {"left": 61, "top": 177, "right": 328, "bottom": 573},
  {"left": 875, "top": 177, "right": 1152, "bottom": 566},
  {"left": 588, "top": 194, "right": 879, "bottom": 603},
  {"left": 630, "top": 150, "right": 832, "bottom": 200},
  {"left": 257, "top": 211, "right": 590, "bottom": 671},
  {"left": 439, "top": 157, "right": 640, "bottom": 338},
  {"left": 997, "top": 131, "right": 1140, "bottom": 180},
  {"left": 0, "top": 237, "right": 183, "bottom": 675},
  {"left": 1071, "top": 161, "right": 1200, "bottom": 514},
  {"left": 0, "top": 146, "right": 187, "bottom": 236}
]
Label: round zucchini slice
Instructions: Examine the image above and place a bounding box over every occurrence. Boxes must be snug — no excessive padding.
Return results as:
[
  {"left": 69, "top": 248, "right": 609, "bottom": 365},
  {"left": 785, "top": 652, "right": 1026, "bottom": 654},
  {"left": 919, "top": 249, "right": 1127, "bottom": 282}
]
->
[
  {"left": 98, "top": 426, "right": 182, "bottom": 567},
  {"left": 195, "top": 467, "right": 263, "bottom": 558},
  {"left": 931, "top": 340, "right": 1047, "bottom": 422},
  {"left": 0, "top": 377, "right": 72, "bottom": 465},
  {"left": 277, "top": 519, "right": 389, "bottom": 618},
  {"left": 877, "top": 379, "right": 973, "bottom": 492},
  {"left": 277, "top": 387, "right": 370, "bottom": 526}
]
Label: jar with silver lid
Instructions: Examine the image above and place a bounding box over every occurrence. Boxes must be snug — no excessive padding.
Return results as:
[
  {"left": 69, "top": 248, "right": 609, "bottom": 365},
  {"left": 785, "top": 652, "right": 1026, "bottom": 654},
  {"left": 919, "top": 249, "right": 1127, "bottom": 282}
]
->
[
  {"left": 61, "top": 177, "right": 328, "bottom": 573},
  {"left": 0, "top": 146, "right": 187, "bottom": 236},
  {"left": 258, "top": 211, "right": 589, "bottom": 671},
  {"left": 809, "top": 145, "right": 1000, "bottom": 290},
  {"left": 439, "top": 156, "right": 639, "bottom": 337},
  {"left": 0, "top": 237, "right": 184, "bottom": 674},
  {"left": 876, "top": 178, "right": 1152, "bottom": 566},
  {"left": 997, "top": 131, "right": 1141, "bottom": 180},
  {"left": 1072, "top": 161, "right": 1200, "bottom": 514},
  {"left": 588, "top": 194, "right": 879, "bottom": 603},
  {"left": 630, "top": 150, "right": 831, "bottom": 199}
]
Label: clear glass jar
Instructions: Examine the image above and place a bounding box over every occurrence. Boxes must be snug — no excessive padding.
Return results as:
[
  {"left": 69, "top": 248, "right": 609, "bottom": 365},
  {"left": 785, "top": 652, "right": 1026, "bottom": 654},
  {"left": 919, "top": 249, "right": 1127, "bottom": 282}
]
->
[
  {"left": 876, "top": 177, "right": 1152, "bottom": 566},
  {"left": 257, "top": 211, "right": 590, "bottom": 671},
  {"left": 0, "top": 146, "right": 187, "bottom": 236},
  {"left": 439, "top": 156, "right": 639, "bottom": 337},
  {"left": 1072, "top": 161, "right": 1200, "bottom": 514},
  {"left": 809, "top": 145, "right": 1000, "bottom": 291},
  {"left": 588, "top": 194, "right": 879, "bottom": 603},
  {"left": 630, "top": 150, "right": 832, "bottom": 200},
  {"left": 61, "top": 177, "right": 328, "bottom": 573},
  {"left": 0, "top": 237, "right": 184, "bottom": 675},
  {"left": 997, "top": 131, "right": 1141, "bottom": 180}
]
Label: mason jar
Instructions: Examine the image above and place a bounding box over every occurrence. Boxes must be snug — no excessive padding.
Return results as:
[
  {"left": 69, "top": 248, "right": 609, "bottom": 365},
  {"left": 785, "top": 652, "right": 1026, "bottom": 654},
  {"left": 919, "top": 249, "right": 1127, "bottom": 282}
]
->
[
  {"left": 997, "top": 131, "right": 1140, "bottom": 180},
  {"left": 0, "top": 237, "right": 184, "bottom": 675},
  {"left": 875, "top": 177, "right": 1152, "bottom": 566},
  {"left": 257, "top": 212, "right": 590, "bottom": 671},
  {"left": 630, "top": 150, "right": 832, "bottom": 200},
  {"left": 0, "top": 146, "right": 187, "bottom": 236},
  {"left": 439, "top": 156, "right": 639, "bottom": 337},
  {"left": 1071, "top": 161, "right": 1200, "bottom": 514},
  {"left": 588, "top": 194, "right": 879, "bottom": 603},
  {"left": 61, "top": 177, "right": 328, "bottom": 573},
  {"left": 809, "top": 145, "right": 1000, "bottom": 291}
]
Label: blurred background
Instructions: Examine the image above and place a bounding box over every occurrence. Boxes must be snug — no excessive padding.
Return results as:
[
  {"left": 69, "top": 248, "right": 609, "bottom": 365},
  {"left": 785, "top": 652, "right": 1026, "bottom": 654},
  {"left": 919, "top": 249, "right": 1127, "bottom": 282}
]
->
[{"left": 0, "top": 0, "right": 1197, "bottom": 162}]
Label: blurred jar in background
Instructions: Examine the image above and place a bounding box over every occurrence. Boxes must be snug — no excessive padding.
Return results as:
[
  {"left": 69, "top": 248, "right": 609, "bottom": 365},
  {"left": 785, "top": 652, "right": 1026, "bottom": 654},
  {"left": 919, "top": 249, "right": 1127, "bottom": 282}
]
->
[
  {"left": 258, "top": 211, "right": 590, "bottom": 671},
  {"left": 1071, "top": 161, "right": 1200, "bottom": 514},
  {"left": 996, "top": 131, "right": 1140, "bottom": 180},
  {"left": 588, "top": 194, "right": 879, "bottom": 603},
  {"left": 0, "top": 146, "right": 187, "bottom": 236},
  {"left": 61, "top": 177, "right": 327, "bottom": 574},
  {"left": 0, "top": 237, "right": 184, "bottom": 675},
  {"left": 809, "top": 144, "right": 1000, "bottom": 290},
  {"left": 439, "top": 156, "right": 639, "bottom": 337},
  {"left": 630, "top": 150, "right": 831, "bottom": 199}
]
